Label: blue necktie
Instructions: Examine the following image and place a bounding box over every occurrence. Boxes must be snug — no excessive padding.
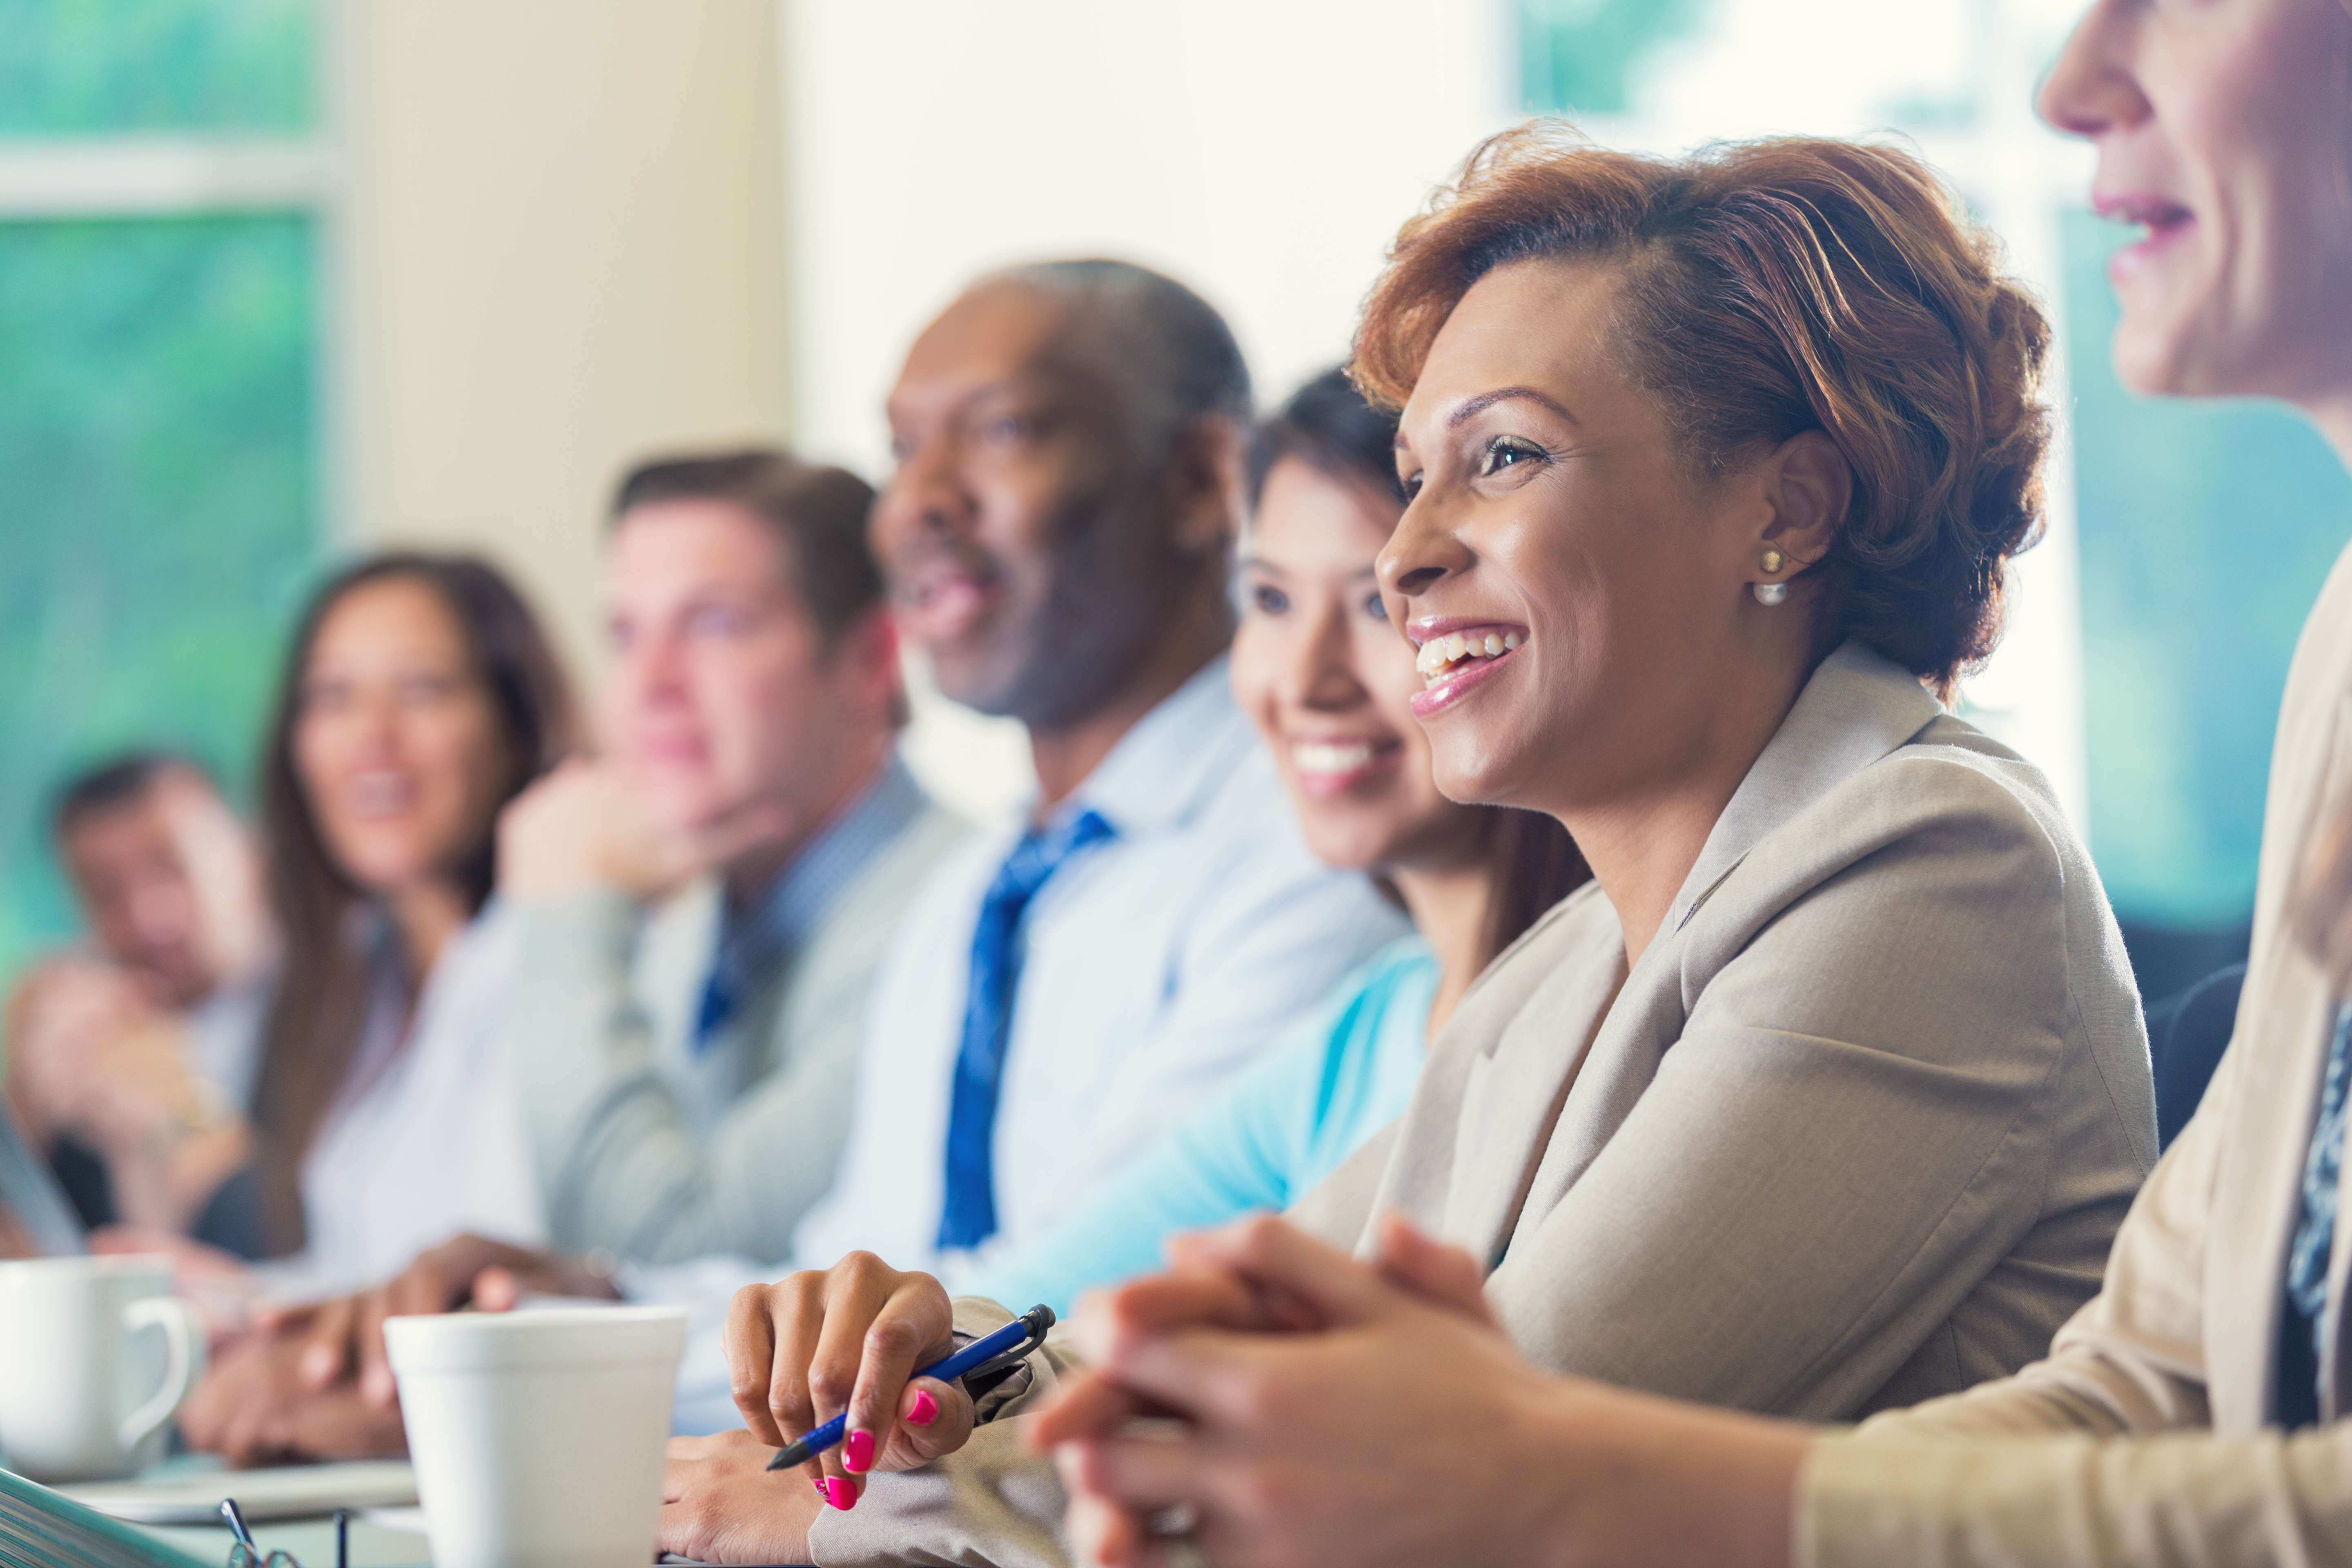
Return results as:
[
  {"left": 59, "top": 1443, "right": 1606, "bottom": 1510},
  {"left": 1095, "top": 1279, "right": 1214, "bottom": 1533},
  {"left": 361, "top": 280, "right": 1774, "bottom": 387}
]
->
[
  {"left": 692, "top": 966, "right": 739, "bottom": 1052},
  {"left": 938, "top": 808, "right": 1116, "bottom": 1251},
  {"left": 2284, "top": 1003, "right": 2352, "bottom": 1420}
]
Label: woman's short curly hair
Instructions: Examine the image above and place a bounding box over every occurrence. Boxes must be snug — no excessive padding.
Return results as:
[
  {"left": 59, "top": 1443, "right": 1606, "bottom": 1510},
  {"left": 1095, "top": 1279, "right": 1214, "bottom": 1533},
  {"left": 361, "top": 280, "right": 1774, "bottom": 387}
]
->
[{"left": 1353, "top": 125, "right": 2052, "bottom": 696}]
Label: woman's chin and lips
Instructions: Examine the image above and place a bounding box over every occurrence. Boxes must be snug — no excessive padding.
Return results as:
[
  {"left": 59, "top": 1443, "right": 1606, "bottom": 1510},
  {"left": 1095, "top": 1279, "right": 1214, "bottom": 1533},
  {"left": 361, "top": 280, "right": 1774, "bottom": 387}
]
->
[
  {"left": 1396, "top": 614, "right": 1544, "bottom": 806},
  {"left": 1274, "top": 734, "right": 1425, "bottom": 872}
]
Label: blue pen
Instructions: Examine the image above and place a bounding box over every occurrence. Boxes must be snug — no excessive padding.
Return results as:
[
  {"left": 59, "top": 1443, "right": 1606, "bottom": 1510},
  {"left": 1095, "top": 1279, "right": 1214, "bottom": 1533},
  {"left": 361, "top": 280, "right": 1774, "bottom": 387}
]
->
[{"left": 764, "top": 1304, "right": 1055, "bottom": 1472}]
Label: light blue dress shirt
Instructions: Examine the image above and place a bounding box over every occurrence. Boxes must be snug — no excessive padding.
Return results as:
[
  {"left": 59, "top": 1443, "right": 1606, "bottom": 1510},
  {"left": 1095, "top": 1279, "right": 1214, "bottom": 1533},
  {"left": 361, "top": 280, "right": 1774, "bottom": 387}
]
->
[
  {"left": 967, "top": 937, "right": 1436, "bottom": 1317},
  {"left": 789, "top": 654, "right": 1410, "bottom": 1281}
]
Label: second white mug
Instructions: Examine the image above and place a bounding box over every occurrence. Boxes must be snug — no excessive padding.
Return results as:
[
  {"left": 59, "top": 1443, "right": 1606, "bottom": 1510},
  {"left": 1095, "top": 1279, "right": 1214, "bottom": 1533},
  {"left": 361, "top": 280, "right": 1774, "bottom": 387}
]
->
[{"left": 0, "top": 1254, "right": 205, "bottom": 1483}]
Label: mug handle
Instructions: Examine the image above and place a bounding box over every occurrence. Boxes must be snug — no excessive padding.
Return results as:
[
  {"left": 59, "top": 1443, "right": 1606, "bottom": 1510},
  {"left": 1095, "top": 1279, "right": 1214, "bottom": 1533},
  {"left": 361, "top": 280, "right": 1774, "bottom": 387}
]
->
[{"left": 118, "top": 1296, "right": 207, "bottom": 1453}]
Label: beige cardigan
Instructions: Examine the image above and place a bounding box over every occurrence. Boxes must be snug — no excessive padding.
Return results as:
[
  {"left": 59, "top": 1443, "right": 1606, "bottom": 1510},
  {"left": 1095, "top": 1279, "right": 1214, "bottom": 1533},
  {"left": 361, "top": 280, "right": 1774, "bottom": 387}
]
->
[
  {"left": 1803, "top": 542, "right": 2352, "bottom": 1568},
  {"left": 810, "top": 640, "right": 2157, "bottom": 1567}
]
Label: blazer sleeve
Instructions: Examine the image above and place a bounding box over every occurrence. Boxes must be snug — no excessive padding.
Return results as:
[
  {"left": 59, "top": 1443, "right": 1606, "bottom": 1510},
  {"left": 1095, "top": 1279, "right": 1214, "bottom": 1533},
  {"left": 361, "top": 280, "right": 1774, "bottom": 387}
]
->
[
  {"left": 1787, "top": 1030, "right": 2253, "bottom": 1566},
  {"left": 1829, "top": 1041, "right": 2232, "bottom": 1444},
  {"left": 1483, "top": 758, "right": 2123, "bottom": 1418},
  {"left": 1798, "top": 1419, "right": 2352, "bottom": 1567}
]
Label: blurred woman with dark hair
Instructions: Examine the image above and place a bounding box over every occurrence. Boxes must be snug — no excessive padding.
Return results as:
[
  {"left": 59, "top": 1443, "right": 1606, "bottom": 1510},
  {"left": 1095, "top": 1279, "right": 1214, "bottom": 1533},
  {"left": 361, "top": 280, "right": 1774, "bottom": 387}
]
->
[
  {"left": 244, "top": 552, "right": 574, "bottom": 1284},
  {"left": 91, "top": 553, "right": 573, "bottom": 1296}
]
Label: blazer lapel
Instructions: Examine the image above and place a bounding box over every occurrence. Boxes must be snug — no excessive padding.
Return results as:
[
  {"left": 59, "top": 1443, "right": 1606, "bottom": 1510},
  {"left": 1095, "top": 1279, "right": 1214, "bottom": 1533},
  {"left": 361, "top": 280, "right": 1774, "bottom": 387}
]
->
[
  {"left": 1505, "top": 939, "right": 1692, "bottom": 1256},
  {"left": 1667, "top": 641, "right": 1941, "bottom": 935},
  {"left": 1439, "top": 644, "right": 1943, "bottom": 1270},
  {"left": 2209, "top": 690, "right": 2352, "bottom": 1432},
  {"left": 1439, "top": 913, "right": 1626, "bottom": 1266}
]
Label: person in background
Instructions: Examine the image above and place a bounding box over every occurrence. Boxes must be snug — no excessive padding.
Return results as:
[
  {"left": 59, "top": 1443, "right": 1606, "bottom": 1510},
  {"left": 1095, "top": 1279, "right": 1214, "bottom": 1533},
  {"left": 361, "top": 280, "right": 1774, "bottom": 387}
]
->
[
  {"left": 239, "top": 553, "right": 574, "bottom": 1285},
  {"left": 949, "top": 368, "right": 1585, "bottom": 1320},
  {"left": 263, "top": 450, "right": 967, "bottom": 1421},
  {"left": 1027, "top": 2, "right": 2352, "bottom": 1563},
  {"left": 657, "top": 129, "right": 2156, "bottom": 1566},
  {"left": 766, "top": 261, "right": 1406, "bottom": 1296},
  {"left": 3, "top": 753, "right": 273, "bottom": 1245},
  {"left": 501, "top": 452, "right": 962, "bottom": 1270},
  {"left": 145, "top": 552, "right": 574, "bottom": 1462}
]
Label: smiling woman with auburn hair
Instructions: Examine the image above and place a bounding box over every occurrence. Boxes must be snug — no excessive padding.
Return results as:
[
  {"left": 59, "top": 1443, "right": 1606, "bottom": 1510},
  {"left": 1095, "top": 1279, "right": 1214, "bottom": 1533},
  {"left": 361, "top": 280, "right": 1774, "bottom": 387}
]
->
[
  {"left": 1040, "top": 0, "right": 2352, "bottom": 1562},
  {"left": 639, "top": 128, "right": 2159, "bottom": 1568},
  {"left": 1012, "top": 127, "right": 2160, "bottom": 1568},
  {"left": 1352, "top": 125, "right": 2051, "bottom": 698}
]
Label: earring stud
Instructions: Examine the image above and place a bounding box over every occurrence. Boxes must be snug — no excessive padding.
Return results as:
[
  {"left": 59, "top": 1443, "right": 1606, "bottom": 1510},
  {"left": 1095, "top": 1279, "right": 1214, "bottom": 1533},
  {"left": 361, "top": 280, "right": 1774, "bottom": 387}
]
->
[
  {"left": 1760, "top": 547, "right": 1785, "bottom": 573},
  {"left": 1753, "top": 581, "right": 1788, "bottom": 606}
]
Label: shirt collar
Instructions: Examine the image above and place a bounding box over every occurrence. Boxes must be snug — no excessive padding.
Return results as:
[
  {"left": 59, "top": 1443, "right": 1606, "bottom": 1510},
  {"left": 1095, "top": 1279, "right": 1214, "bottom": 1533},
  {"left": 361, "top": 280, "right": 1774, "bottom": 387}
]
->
[
  {"left": 1051, "top": 653, "right": 1256, "bottom": 840},
  {"left": 720, "top": 753, "right": 929, "bottom": 981},
  {"left": 1665, "top": 638, "right": 1945, "bottom": 934}
]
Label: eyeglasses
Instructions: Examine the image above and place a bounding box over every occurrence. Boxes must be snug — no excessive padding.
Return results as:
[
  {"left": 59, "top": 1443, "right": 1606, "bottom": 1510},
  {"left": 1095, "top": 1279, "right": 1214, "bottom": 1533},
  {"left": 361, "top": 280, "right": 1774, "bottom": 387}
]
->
[{"left": 218, "top": 1499, "right": 349, "bottom": 1568}]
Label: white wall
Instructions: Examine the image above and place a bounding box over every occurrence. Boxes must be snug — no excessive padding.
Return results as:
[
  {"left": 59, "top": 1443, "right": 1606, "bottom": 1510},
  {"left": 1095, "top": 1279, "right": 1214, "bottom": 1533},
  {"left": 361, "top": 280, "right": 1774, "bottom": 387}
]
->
[
  {"left": 779, "top": 0, "right": 1515, "bottom": 818},
  {"left": 336, "top": 0, "right": 797, "bottom": 686},
  {"left": 777, "top": 0, "right": 2100, "bottom": 828}
]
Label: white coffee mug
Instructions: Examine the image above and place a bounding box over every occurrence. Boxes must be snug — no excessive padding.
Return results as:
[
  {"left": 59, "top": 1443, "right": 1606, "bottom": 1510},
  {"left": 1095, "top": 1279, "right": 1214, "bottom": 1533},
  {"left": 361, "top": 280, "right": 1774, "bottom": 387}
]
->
[
  {"left": 0, "top": 1255, "right": 205, "bottom": 1482},
  {"left": 387, "top": 1306, "right": 687, "bottom": 1568}
]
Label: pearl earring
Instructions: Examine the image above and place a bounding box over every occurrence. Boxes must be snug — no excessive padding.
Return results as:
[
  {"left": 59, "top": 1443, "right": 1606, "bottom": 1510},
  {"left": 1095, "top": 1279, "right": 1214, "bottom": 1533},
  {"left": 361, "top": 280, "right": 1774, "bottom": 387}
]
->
[{"left": 1754, "top": 547, "right": 1787, "bottom": 606}]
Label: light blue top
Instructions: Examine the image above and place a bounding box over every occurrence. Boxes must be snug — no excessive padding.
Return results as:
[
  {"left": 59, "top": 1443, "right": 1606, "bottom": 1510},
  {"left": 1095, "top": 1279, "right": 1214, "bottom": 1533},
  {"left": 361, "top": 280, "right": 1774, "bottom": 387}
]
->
[{"left": 966, "top": 937, "right": 1437, "bottom": 1317}]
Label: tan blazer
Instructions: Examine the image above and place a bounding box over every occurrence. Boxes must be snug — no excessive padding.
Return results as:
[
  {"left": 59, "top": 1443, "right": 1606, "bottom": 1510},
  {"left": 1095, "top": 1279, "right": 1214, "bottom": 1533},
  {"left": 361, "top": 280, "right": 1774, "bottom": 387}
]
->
[
  {"left": 809, "top": 640, "right": 2156, "bottom": 1568},
  {"left": 1291, "top": 637, "right": 2154, "bottom": 1417},
  {"left": 1802, "top": 543, "right": 2352, "bottom": 1568}
]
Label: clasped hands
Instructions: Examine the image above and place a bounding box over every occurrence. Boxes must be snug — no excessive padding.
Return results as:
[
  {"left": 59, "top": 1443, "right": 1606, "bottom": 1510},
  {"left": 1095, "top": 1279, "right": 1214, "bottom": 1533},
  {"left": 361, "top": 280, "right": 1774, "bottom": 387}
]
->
[
  {"left": 658, "top": 1214, "right": 1575, "bottom": 1568},
  {"left": 180, "top": 1234, "right": 618, "bottom": 1466}
]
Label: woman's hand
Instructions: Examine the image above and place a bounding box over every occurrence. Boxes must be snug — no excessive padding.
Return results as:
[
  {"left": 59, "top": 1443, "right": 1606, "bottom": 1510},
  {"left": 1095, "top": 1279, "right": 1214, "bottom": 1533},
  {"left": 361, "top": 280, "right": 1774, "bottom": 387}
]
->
[
  {"left": 1037, "top": 1213, "right": 1808, "bottom": 1568},
  {"left": 270, "top": 1234, "right": 621, "bottom": 1409},
  {"left": 660, "top": 1430, "right": 822, "bottom": 1565},
  {"left": 1035, "top": 1212, "right": 1555, "bottom": 1568},
  {"left": 724, "top": 1252, "right": 977, "bottom": 1510}
]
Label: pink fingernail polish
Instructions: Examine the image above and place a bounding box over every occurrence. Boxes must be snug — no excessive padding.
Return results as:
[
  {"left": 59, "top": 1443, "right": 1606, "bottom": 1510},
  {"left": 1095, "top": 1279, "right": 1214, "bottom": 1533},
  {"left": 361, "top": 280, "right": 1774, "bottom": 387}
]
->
[
  {"left": 826, "top": 1477, "right": 856, "bottom": 1510},
  {"left": 844, "top": 1430, "right": 875, "bottom": 1473},
  {"left": 908, "top": 1388, "right": 939, "bottom": 1426},
  {"left": 811, "top": 1478, "right": 827, "bottom": 1497}
]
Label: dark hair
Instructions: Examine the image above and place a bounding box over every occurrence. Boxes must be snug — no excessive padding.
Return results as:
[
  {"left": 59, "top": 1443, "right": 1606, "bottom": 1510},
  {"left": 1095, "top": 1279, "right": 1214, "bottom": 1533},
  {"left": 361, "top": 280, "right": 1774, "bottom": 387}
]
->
[
  {"left": 610, "top": 449, "right": 884, "bottom": 639},
  {"left": 1354, "top": 126, "right": 2052, "bottom": 697},
  {"left": 1246, "top": 366, "right": 1402, "bottom": 512},
  {"left": 248, "top": 552, "right": 575, "bottom": 1253},
  {"left": 1252, "top": 367, "right": 1589, "bottom": 962},
  {"left": 993, "top": 259, "right": 1254, "bottom": 447},
  {"left": 51, "top": 750, "right": 211, "bottom": 839}
]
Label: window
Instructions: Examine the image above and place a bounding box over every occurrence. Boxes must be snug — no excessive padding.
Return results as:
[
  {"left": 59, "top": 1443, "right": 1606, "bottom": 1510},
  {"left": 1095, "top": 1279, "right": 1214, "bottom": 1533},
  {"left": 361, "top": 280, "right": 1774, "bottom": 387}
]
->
[
  {"left": 2061, "top": 212, "right": 2352, "bottom": 934},
  {"left": 0, "top": 0, "right": 326, "bottom": 978}
]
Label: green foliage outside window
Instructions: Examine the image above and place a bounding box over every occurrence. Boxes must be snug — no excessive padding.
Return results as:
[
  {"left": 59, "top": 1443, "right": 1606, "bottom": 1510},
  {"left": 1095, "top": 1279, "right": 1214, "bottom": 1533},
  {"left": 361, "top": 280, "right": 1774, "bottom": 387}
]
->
[
  {"left": 1517, "top": 0, "right": 1711, "bottom": 117},
  {"left": 0, "top": 0, "right": 321, "bottom": 987},
  {"left": 0, "top": 215, "right": 320, "bottom": 980},
  {"left": 2062, "top": 209, "right": 2352, "bottom": 927},
  {"left": 0, "top": 0, "right": 314, "bottom": 136}
]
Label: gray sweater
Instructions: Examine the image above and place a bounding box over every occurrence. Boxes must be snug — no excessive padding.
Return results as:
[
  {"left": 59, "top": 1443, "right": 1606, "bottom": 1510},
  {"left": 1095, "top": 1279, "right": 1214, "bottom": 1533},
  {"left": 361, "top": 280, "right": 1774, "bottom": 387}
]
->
[{"left": 505, "top": 800, "right": 968, "bottom": 1265}]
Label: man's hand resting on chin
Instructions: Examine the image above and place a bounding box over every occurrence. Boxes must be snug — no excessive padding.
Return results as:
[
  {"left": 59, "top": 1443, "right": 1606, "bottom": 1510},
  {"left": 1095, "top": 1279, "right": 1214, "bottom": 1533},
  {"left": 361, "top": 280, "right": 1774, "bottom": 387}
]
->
[{"left": 660, "top": 1430, "right": 822, "bottom": 1566}]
